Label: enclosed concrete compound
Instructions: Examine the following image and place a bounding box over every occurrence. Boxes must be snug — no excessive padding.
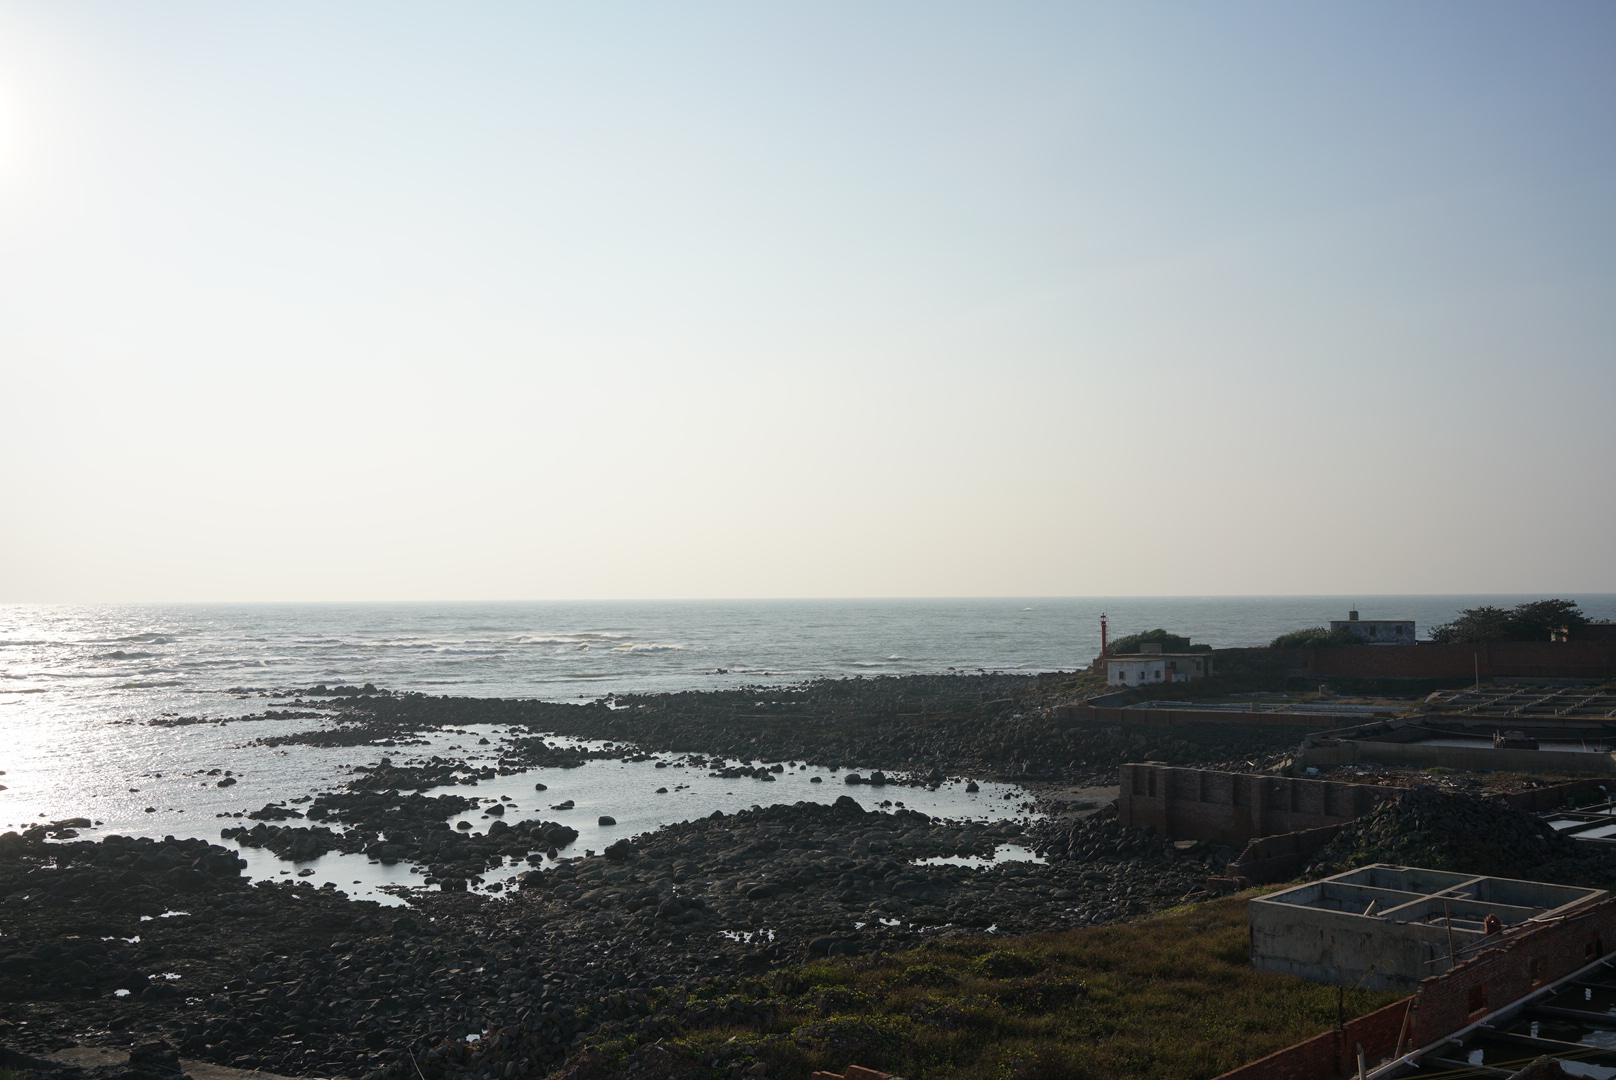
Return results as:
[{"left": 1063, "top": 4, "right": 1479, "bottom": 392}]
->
[
  {"left": 1298, "top": 717, "right": 1616, "bottom": 775},
  {"left": 1250, "top": 864, "right": 1606, "bottom": 993}
]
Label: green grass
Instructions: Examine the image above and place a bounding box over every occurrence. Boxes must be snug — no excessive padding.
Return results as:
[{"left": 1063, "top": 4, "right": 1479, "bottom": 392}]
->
[{"left": 574, "top": 896, "right": 1401, "bottom": 1080}]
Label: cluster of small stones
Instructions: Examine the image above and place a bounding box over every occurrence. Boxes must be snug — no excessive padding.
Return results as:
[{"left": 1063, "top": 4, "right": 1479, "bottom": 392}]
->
[
  {"left": 513, "top": 797, "right": 1222, "bottom": 944},
  {"left": 1054, "top": 805, "right": 1242, "bottom": 869},
  {"left": 1306, "top": 786, "right": 1616, "bottom": 884},
  {"left": 2, "top": 1039, "right": 192, "bottom": 1080}
]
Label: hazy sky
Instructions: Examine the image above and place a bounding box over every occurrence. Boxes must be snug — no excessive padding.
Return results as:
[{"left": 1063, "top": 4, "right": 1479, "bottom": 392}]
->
[{"left": 1, "top": 2, "right": 1612, "bottom": 601}]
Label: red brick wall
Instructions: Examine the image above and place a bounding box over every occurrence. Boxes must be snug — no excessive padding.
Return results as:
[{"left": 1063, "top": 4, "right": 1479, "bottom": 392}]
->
[
  {"left": 1201, "top": 642, "right": 1616, "bottom": 680},
  {"left": 1215, "top": 998, "right": 1413, "bottom": 1080},
  {"left": 1407, "top": 901, "right": 1616, "bottom": 1042}
]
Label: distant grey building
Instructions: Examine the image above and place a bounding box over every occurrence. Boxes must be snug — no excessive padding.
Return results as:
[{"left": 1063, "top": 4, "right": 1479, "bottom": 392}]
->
[{"left": 1330, "top": 609, "right": 1416, "bottom": 644}]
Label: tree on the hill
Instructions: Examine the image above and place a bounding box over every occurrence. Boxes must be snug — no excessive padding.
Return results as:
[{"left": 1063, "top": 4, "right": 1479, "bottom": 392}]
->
[
  {"left": 1269, "top": 626, "right": 1360, "bottom": 649},
  {"left": 1429, "top": 599, "right": 1588, "bottom": 644},
  {"left": 1108, "top": 628, "right": 1212, "bottom": 654}
]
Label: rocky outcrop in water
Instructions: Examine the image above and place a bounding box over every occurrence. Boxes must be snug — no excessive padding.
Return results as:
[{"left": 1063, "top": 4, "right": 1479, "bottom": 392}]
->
[{"left": 242, "top": 674, "right": 1312, "bottom": 788}]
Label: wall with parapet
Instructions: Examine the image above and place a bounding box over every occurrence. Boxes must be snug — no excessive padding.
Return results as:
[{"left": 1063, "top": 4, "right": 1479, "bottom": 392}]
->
[
  {"left": 1118, "top": 765, "right": 1391, "bottom": 845},
  {"left": 1121, "top": 766, "right": 1607, "bottom": 849}
]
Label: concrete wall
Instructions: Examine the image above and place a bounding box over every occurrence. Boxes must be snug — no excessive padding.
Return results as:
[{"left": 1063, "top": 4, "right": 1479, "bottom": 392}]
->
[
  {"left": 1299, "top": 739, "right": 1616, "bottom": 776},
  {"left": 1053, "top": 703, "right": 1353, "bottom": 727},
  {"left": 1496, "top": 778, "right": 1611, "bottom": 812},
  {"left": 1218, "top": 899, "right": 1616, "bottom": 1080},
  {"left": 1219, "top": 779, "right": 1610, "bottom": 885},
  {"left": 1118, "top": 765, "right": 1391, "bottom": 845},
  {"left": 1245, "top": 865, "right": 1598, "bottom": 993},
  {"left": 1223, "top": 823, "right": 1348, "bottom": 886},
  {"left": 1250, "top": 893, "right": 1480, "bottom": 993},
  {"left": 1122, "top": 765, "right": 1609, "bottom": 849}
]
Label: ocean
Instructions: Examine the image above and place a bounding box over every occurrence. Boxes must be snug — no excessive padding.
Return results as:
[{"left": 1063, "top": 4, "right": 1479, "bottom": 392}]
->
[{"left": 3, "top": 596, "right": 1611, "bottom": 899}]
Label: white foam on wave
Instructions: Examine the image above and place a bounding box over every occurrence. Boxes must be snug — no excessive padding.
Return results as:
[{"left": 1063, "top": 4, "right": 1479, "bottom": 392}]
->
[
  {"left": 611, "top": 642, "right": 685, "bottom": 653},
  {"left": 513, "top": 631, "right": 632, "bottom": 646}
]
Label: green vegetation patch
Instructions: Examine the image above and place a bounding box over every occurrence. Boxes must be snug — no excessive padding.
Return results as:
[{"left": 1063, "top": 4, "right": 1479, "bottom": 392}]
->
[
  {"left": 564, "top": 896, "right": 1399, "bottom": 1080},
  {"left": 1107, "top": 629, "right": 1211, "bottom": 654},
  {"left": 1269, "top": 626, "right": 1360, "bottom": 649}
]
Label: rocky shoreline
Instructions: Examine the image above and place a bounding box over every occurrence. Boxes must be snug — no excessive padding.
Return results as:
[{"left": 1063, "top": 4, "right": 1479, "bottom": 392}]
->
[
  {"left": 236, "top": 674, "right": 1311, "bottom": 789},
  {"left": 1, "top": 800, "right": 1235, "bottom": 1078},
  {"left": 3, "top": 674, "right": 1308, "bottom": 1078}
]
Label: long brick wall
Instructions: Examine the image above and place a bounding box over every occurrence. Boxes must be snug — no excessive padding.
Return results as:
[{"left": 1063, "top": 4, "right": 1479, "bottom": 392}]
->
[
  {"left": 1118, "top": 765, "right": 1393, "bottom": 846},
  {"left": 1220, "top": 641, "right": 1616, "bottom": 680},
  {"left": 1217, "top": 900, "right": 1616, "bottom": 1079}
]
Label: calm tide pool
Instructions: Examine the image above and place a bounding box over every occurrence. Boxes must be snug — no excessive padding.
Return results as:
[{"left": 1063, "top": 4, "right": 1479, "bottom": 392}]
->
[{"left": 20, "top": 723, "right": 1041, "bottom": 904}]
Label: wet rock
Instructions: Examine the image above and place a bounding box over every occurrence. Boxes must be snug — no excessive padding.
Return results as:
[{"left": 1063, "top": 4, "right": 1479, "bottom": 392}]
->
[{"left": 0, "top": 801, "right": 1226, "bottom": 1080}]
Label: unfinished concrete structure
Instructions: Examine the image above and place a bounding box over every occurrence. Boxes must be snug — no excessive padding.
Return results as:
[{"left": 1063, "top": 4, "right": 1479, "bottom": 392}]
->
[
  {"left": 1119, "top": 763, "right": 1395, "bottom": 846},
  {"left": 1541, "top": 798, "right": 1616, "bottom": 851},
  {"left": 1424, "top": 681, "right": 1616, "bottom": 720},
  {"left": 1298, "top": 716, "right": 1616, "bottom": 775},
  {"left": 1250, "top": 864, "right": 1606, "bottom": 993},
  {"left": 1221, "top": 893, "right": 1616, "bottom": 1080}
]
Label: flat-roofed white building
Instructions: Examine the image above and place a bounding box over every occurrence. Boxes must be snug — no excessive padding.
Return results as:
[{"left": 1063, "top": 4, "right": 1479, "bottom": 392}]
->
[{"left": 1105, "top": 646, "right": 1215, "bottom": 686}]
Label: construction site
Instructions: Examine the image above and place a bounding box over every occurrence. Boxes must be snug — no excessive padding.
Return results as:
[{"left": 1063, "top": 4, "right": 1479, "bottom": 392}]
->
[{"left": 1064, "top": 629, "right": 1616, "bottom": 1078}]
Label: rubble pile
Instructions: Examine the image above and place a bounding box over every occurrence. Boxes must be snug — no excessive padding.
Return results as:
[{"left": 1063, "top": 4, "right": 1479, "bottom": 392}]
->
[{"left": 1306, "top": 787, "right": 1616, "bottom": 883}]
